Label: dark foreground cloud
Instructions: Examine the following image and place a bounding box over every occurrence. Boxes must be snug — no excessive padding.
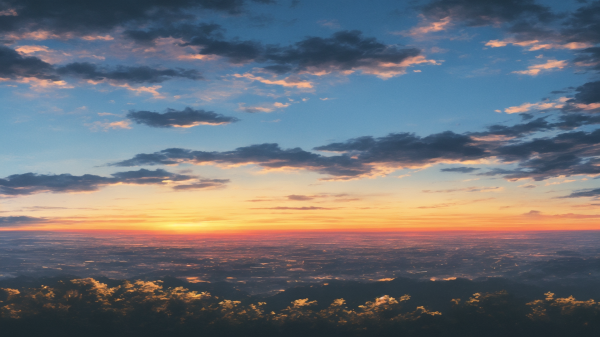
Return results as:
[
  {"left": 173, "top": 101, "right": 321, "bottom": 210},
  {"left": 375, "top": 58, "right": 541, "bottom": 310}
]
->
[
  {"left": 127, "top": 107, "right": 238, "bottom": 128},
  {"left": 110, "top": 131, "right": 489, "bottom": 180},
  {"left": 110, "top": 118, "right": 600, "bottom": 184},
  {"left": 0, "top": 46, "right": 58, "bottom": 80},
  {"left": 0, "top": 216, "right": 45, "bottom": 227},
  {"left": 126, "top": 28, "right": 426, "bottom": 76},
  {"left": 0, "top": 46, "right": 202, "bottom": 85},
  {"left": 420, "top": 0, "right": 555, "bottom": 26},
  {"left": 560, "top": 188, "right": 600, "bottom": 199},
  {"left": 440, "top": 167, "right": 480, "bottom": 173},
  {"left": 0, "top": 169, "right": 227, "bottom": 196},
  {"left": 0, "top": 0, "right": 274, "bottom": 37},
  {"left": 56, "top": 62, "right": 202, "bottom": 84},
  {"left": 574, "top": 47, "right": 600, "bottom": 72}
]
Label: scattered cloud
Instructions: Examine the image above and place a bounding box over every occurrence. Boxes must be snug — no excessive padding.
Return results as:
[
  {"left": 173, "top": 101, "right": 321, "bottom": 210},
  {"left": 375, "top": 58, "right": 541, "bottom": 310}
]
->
[
  {"left": 127, "top": 107, "right": 239, "bottom": 128},
  {"left": 0, "top": 169, "right": 228, "bottom": 196},
  {"left": 512, "top": 59, "right": 567, "bottom": 76}
]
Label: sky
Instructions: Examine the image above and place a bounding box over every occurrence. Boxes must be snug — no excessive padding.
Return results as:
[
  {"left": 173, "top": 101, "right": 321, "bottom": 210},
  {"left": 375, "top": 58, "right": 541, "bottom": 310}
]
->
[{"left": 1, "top": 0, "right": 600, "bottom": 233}]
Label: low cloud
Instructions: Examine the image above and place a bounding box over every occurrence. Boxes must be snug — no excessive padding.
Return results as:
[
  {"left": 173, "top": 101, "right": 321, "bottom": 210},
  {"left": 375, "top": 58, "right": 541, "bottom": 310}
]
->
[
  {"left": 127, "top": 107, "right": 238, "bottom": 128},
  {"left": 0, "top": 169, "right": 228, "bottom": 196},
  {"left": 440, "top": 167, "right": 480, "bottom": 173},
  {"left": 56, "top": 62, "right": 202, "bottom": 84}
]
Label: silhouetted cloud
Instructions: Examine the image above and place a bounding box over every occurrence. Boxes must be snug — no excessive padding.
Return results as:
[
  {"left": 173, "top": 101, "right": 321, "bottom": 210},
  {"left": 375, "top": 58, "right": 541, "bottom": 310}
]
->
[
  {"left": 0, "top": 46, "right": 58, "bottom": 80},
  {"left": 109, "top": 123, "right": 600, "bottom": 181},
  {"left": 0, "top": 169, "right": 224, "bottom": 196},
  {"left": 573, "top": 47, "right": 600, "bottom": 72},
  {"left": 0, "top": 45, "right": 202, "bottom": 86},
  {"left": 440, "top": 167, "right": 480, "bottom": 173},
  {"left": 553, "top": 114, "right": 600, "bottom": 130},
  {"left": 560, "top": 188, "right": 600, "bottom": 199},
  {"left": 110, "top": 131, "right": 489, "bottom": 179},
  {"left": 127, "top": 107, "right": 238, "bottom": 128},
  {"left": 172, "top": 178, "right": 230, "bottom": 190},
  {"left": 469, "top": 117, "right": 553, "bottom": 138},
  {"left": 315, "top": 131, "right": 487, "bottom": 163},
  {"left": 0, "top": 216, "right": 46, "bottom": 227},
  {"left": 420, "top": 0, "right": 555, "bottom": 27},
  {"left": 126, "top": 28, "right": 427, "bottom": 77},
  {"left": 568, "top": 81, "right": 600, "bottom": 105},
  {"left": 0, "top": 0, "right": 274, "bottom": 38},
  {"left": 56, "top": 62, "right": 202, "bottom": 84}
]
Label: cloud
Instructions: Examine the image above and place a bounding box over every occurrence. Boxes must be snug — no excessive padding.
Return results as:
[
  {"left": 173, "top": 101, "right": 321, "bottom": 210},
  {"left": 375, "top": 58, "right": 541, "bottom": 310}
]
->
[
  {"left": 511, "top": 59, "right": 567, "bottom": 76},
  {"left": 110, "top": 131, "right": 488, "bottom": 180},
  {"left": 399, "top": 16, "right": 452, "bottom": 37},
  {"left": 0, "top": 216, "right": 46, "bottom": 227},
  {"left": 287, "top": 194, "right": 315, "bottom": 201},
  {"left": 56, "top": 62, "right": 202, "bottom": 84},
  {"left": 0, "top": 46, "right": 58, "bottom": 80},
  {"left": 559, "top": 188, "right": 600, "bottom": 199},
  {"left": 482, "top": 129, "right": 600, "bottom": 181},
  {"left": 469, "top": 117, "right": 554, "bottom": 138},
  {"left": 420, "top": 0, "right": 555, "bottom": 27},
  {"left": 422, "top": 186, "right": 502, "bottom": 193},
  {"left": 108, "top": 119, "right": 600, "bottom": 182},
  {"left": 573, "top": 47, "right": 600, "bottom": 72},
  {"left": 440, "top": 167, "right": 480, "bottom": 173},
  {"left": 502, "top": 99, "right": 567, "bottom": 114},
  {"left": 233, "top": 73, "right": 313, "bottom": 88},
  {"left": 0, "top": 46, "right": 202, "bottom": 88},
  {"left": 127, "top": 27, "right": 432, "bottom": 78},
  {"left": 0, "top": 0, "right": 272, "bottom": 39},
  {"left": 127, "top": 107, "right": 238, "bottom": 128},
  {"left": 0, "top": 169, "right": 227, "bottom": 196},
  {"left": 238, "top": 102, "right": 291, "bottom": 113},
  {"left": 561, "top": 81, "right": 600, "bottom": 112},
  {"left": 171, "top": 178, "right": 230, "bottom": 190}
]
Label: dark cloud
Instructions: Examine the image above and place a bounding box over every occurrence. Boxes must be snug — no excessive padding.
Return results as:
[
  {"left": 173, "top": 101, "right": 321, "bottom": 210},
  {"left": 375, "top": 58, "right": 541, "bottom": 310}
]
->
[
  {"left": 127, "top": 107, "right": 238, "bottom": 128},
  {"left": 483, "top": 129, "right": 600, "bottom": 180},
  {"left": 420, "top": 0, "right": 555, "bottom": 26},
  {"left": 569, "top": 80, "right": 600, "bottom": 105},
  {"left": 470, "top": 117, "right": 553, "bottom": 138},
  {"left": 553, "top": 114, "right": 600, "bottom": 129},
  {"left": 573, "top": 47, "right": 600, "bottom": 72},
  {"left": 561, "top": 0, "right": 600, "bottom": 44},
  {"left": 172, "top": 179, "right": 230, "bottom": 190},
  {"left": 127, "top": 28, "right": 423, "bottom": 75},
  {"left": 286, "top": 194, "right": 315, "bottom": 201},
  {"left": 559, "top": 81, "right": 600, "bottom": 113},
  {"left": 315, "top": 131, "right": 487, "bottom": 163},
  {"left": 109, "top": 122, "right": 600, "bottom": 182},
  {"left": 0, "top": 216, "right": 45, "bottom": 227},
  {"left": 0, "top": 169, "right": 226, "bottom": 196},
  {"left": 0, "top": 46, "right": 201, "bottom": 85},
  {"left": 110, "top": 143, "right": 370, "bottom": 179},
  {"left": 440, "top": 167, "right": 480, "bottom": 173},
  {"left": 0, "top": 0, "right": 274, "bottom": 37},
  {"left": 260, "top": 30, "right": 422, "bottom": 75},
  {"left": 560, "top": 188, "right": 600, "bottom": 199},
  {"left": 56, "top": 62, "right": 202, "bottom": 84},
  {"left": 110, "top": 131, "right": 488, "bottom": 180},
  {"left": 0, "top": 46, "right": 58, "bottom": 80}
]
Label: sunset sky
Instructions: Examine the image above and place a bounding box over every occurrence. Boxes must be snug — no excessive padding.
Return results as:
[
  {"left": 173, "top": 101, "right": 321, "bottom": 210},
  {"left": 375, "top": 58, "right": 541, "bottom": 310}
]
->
[{"left": 1, "top": 0, "right": 600, "bottom": 232}]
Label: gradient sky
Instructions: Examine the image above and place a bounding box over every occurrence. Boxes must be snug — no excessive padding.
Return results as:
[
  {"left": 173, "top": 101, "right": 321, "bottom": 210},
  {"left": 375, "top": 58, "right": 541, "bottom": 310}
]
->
[{"left": 1, "top": 0, "right": 600, "bottom": 232}]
